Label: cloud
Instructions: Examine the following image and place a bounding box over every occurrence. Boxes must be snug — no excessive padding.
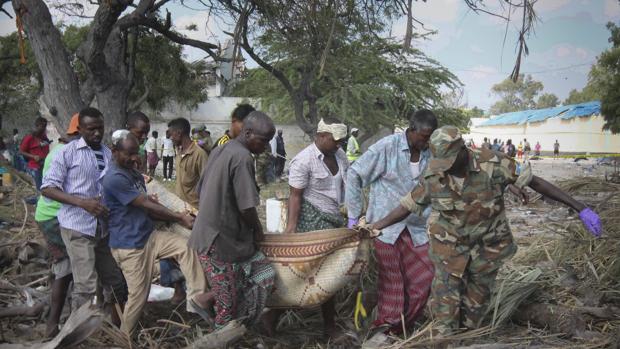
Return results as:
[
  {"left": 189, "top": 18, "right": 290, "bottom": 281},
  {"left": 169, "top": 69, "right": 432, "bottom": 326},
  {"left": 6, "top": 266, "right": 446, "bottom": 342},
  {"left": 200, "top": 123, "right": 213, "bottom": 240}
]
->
[
  {"left": 530, "top": 43, "right": 596, "bottom": 66},
  {"left": 604, "top": 0, "right": 620, "bottom": 21},
  {"left": 470, "top": 44, "right": 484, "bottom": 54},
  {"left": 411, "top": 0, "right": 461, "bottom": 24},
  {"left": 534, "top": 0, "right": 573, "bottom": 13},
  {"left": 463, "top": 65, "right": 499, "bottom": 80}
]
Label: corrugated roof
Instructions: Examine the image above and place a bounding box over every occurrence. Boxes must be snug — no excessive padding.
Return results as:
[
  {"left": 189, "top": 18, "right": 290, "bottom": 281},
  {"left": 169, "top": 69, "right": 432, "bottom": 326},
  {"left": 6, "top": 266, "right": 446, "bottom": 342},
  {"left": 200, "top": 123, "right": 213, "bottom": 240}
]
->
[{"left": 479, "top": 101, "right": 601, "bottom": 127}]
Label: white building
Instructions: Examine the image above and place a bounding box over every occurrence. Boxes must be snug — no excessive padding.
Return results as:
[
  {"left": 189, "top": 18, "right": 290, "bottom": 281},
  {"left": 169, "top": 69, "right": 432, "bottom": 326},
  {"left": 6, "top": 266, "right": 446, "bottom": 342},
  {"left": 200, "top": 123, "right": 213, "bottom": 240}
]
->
[{"left": 465, "top": 101, "right": 620, "bottom": 153}]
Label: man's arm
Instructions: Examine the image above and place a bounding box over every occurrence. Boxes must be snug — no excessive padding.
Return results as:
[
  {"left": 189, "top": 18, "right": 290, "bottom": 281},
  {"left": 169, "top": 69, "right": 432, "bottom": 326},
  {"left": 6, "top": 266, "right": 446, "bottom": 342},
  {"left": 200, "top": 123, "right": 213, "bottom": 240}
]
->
[
  {"left": 240, "top": 207, "right": 264, "bottom": 242},
  {"left": 371, "top": 205, "right": 411, "bottom": 230},
  {"left": 528, "top": 175, "right": 585, "bottom": 212},
  {"left": 130, "top": 194, "right": 194, "bottom": 229},
  {"left": 345, "top": 147, "right": 387, "bottom": 224},
  {"left": 41, "top": 187, "right": 109, "bottom": 218},
  {"left": 370, "top": 181, "right": 431, "bottom": 231},
  {"left": 284, "top": 186, "right": 303, "bottom": 234}
]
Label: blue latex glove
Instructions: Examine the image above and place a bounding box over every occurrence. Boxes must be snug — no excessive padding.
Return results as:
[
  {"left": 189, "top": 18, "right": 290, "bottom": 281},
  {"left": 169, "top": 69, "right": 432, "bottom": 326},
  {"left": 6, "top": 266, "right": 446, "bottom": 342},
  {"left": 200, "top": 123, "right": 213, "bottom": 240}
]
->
[
  {"left": 347, "top": 218, "right": 359, "bottom": 229},
  {"left": 579, "top": 208, "right": 602, "bottom": 238}
]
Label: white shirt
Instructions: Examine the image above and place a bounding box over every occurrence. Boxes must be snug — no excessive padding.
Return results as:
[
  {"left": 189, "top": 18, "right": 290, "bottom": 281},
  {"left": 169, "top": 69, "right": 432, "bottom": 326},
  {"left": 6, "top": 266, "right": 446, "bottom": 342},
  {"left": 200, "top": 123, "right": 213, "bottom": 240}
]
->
[
  {"left": 145, "top": 137, "right": 160, "bottom": 153},
  {"left": 410, "top": 160, "right": 421, "bottom": 179},
  {"left": 162, "top": 138, "right": 175, "bottom": 157}
]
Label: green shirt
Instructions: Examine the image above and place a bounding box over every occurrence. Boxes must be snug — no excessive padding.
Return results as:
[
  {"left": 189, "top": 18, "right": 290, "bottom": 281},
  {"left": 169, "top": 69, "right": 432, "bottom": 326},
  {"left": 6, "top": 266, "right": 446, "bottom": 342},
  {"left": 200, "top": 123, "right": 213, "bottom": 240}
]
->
[{"left": 35, "top": 144, "right": 64, "bottom": 222}]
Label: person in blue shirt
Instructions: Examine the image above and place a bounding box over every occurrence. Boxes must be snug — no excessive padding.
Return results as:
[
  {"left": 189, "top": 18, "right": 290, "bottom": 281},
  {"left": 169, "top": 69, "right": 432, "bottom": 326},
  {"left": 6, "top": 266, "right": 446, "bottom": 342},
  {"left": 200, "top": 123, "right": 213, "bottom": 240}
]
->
[
  {"left": 345, "top": 109, "right": 437, "bottom": 337},
  {"left": 102, "top": 131, "right": 214, "bottom": 335}
]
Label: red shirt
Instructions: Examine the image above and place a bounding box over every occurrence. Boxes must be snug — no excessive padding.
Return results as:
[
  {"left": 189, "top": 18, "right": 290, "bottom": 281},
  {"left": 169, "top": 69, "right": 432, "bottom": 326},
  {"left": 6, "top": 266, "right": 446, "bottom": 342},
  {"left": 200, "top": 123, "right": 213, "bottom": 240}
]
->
[{"left": 20, "top": 134, "right": 50, "bottom": 170}]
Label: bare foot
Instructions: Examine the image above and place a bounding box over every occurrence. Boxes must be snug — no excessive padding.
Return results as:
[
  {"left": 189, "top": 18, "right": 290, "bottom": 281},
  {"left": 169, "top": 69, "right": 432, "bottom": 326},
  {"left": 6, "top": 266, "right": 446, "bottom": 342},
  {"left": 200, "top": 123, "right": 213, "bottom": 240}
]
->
[{"left": 171, "top": 281, "right": 186, "bottom": 304}]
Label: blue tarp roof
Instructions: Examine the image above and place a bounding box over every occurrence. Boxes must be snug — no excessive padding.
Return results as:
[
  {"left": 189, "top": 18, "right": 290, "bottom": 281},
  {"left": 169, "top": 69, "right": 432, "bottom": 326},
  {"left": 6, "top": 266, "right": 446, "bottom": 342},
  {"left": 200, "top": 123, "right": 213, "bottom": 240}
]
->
[{"left": 479, "top": 101, "right": 601, "bottom": 126}]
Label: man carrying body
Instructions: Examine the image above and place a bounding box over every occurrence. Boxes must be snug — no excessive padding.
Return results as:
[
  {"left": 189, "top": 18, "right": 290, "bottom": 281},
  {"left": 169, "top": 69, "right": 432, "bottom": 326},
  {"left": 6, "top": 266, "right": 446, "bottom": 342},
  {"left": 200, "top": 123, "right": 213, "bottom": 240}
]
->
[
  {"left": 346, "top": 128, "right": 361, "bottom": 162},
  {"left": 41, "top": 107, "right": 127, "bottom": 323},
  {"left": 145, "top": 131, "right": 161, "bottom": 177},
  {"left": 35, "top": 113, "right": 80, "bottom": 337},
  {"left": 371, "top": 126, "right": 602, "bottom": 335},
  {"left": 189, "top": 111, "right": 276, "bottom": 329},
  {"left": 103, "top": 131, "right": 214, "bottom": 335},
  {"left": 280, "top": 119, "right": 349, "bottom": 339},
  {"left": 168, "top": 118, "right": 208, "bottom": 208},
  {"left": 346, "top": 110, "right": 436, "bottom": 336}
]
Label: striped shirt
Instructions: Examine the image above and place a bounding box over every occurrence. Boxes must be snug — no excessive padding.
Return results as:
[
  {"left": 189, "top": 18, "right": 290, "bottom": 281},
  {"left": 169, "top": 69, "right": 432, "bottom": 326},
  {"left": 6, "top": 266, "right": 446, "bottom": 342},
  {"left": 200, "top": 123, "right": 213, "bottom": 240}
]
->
[
  {"left": 41, "top": 137, "right": 111, "bottom": 237},
  {"left": 93, "top": 149, "right": 106, "bottom": 172},
  {"left": 215, "top": 134, "right": 230, "bottom": 147}
]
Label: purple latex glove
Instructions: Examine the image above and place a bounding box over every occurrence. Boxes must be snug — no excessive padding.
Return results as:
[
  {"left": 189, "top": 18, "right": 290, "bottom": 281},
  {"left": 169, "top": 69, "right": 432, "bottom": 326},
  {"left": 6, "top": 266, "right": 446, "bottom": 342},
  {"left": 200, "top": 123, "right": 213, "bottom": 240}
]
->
[
  {"left": 347, "top": 218, "right": 359, "bottom": 229},
  {"left": 579, "top": 208, "right": 602, "bottom": 238}
]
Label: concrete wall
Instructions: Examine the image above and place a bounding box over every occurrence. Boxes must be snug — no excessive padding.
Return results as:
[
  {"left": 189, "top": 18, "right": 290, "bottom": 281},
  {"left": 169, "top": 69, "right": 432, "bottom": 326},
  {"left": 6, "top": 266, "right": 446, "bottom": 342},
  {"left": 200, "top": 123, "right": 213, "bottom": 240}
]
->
[{"left": 465, "top": 114, "right": 620, "bottom": 153}]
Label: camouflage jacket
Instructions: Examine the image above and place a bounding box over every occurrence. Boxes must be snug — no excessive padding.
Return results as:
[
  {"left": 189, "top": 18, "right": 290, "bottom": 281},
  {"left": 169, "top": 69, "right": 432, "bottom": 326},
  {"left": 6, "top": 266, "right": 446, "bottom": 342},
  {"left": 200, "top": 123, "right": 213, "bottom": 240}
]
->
[{"left": 400, "top": 148, "right": 533, "bottom": 277}]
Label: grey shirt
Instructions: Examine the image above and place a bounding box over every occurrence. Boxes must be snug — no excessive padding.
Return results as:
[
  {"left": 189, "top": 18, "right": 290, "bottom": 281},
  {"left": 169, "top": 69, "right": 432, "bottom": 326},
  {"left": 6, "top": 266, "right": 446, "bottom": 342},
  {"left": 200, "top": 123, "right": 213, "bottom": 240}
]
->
[{"left": 188, "top": 139, "right": 260, "bottom": 262}]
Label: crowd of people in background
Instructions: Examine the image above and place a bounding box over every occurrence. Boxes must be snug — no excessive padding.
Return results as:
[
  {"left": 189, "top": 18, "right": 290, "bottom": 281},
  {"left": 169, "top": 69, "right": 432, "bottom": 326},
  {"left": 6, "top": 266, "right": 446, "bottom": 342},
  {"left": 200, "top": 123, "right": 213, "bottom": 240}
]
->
[{"left": 468, "top": 136, "right": 560, "bottom": 161}]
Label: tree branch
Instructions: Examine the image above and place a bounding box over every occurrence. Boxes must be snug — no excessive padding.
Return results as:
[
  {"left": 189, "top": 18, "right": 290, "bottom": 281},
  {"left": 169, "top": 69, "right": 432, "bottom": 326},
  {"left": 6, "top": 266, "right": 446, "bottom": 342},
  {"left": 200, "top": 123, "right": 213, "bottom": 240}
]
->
[{"left": 129, "top": 83, "right": 149, "bottom": 111}]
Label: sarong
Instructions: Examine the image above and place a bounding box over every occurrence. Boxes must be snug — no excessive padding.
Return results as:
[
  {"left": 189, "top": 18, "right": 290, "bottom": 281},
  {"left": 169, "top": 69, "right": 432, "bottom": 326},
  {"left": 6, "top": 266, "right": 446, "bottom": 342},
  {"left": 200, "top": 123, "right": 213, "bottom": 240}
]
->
[
  {"left": 374, "top": 229, "right": 434, "bottom": 333},
  {"left": 297, "top": 199, "right": 345, "bottom": 232},
  {"left": 199, "top": 246, "right": 275, "bottom": 329},
  {"left": 147, "top": 152, "right": 159, "bottom": 167}
]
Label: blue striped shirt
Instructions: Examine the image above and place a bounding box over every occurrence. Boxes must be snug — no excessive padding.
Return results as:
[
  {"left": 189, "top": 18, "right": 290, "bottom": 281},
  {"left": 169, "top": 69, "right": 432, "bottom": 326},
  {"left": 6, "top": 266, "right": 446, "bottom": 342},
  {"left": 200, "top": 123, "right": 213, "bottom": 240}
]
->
[
  {"left": 41, "top": 137, "right": 111, "bottom": 236},
  {"left": 345, "top": 132, "right": 431, "bottom": 246}
]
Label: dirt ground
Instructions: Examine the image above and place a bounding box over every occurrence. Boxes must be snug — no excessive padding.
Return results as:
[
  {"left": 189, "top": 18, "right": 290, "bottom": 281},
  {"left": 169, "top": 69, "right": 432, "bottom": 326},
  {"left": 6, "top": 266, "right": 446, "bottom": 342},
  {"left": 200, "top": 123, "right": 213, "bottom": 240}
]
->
[{"left": 0, "top": 157, "right": 618, "bottom": 348}]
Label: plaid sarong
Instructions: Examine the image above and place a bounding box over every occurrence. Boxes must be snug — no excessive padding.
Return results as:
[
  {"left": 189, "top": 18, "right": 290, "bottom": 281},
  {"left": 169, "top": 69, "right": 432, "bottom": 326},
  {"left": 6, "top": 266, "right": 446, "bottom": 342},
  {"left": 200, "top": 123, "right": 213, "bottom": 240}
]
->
[
  {"left": 297, "top": 199, "right": 345, "bottom": 233},
  {"left": 199, "top": 246, "right": 275, "bottom": 329}
]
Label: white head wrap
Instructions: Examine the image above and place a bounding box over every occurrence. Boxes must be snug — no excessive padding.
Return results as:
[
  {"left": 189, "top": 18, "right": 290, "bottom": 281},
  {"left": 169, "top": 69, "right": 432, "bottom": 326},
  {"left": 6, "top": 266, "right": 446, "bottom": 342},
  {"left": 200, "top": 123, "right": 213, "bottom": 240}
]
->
[
  {"left": 317, "top": 119, "right": 348, "bottom": 141},
  {"left": 111, "top": 129, "right": 131, "bottom": 145}
]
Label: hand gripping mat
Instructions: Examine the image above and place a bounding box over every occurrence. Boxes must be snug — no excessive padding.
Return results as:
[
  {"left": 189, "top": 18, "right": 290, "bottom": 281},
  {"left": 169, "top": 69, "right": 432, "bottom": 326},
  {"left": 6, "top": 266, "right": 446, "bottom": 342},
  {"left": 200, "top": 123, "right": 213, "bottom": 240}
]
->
[{"left": 145, "top": 180, "right": 376, "bottom": 308}]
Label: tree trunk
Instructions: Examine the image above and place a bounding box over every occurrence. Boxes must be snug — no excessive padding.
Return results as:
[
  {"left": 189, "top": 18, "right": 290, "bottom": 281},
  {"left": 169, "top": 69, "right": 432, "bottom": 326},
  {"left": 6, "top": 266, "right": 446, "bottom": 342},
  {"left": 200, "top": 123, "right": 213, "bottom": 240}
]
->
[{"left": 12, "top": 0, "right": 83, "bottom": 131}]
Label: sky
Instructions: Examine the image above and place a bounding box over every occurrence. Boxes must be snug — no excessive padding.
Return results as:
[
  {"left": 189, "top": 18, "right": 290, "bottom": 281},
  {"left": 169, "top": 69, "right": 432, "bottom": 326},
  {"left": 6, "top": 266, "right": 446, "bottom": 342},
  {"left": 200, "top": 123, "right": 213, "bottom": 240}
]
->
[{"left": 1, "top": 0, "right": 618, "bottom": 112}]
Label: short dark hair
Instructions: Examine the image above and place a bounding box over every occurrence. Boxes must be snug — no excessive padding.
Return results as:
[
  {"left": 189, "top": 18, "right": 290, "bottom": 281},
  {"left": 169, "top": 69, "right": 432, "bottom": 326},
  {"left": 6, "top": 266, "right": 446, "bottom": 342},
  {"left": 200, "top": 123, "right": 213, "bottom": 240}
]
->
[
  {"left": 78, "top": 107, "right": 103, "bottom": 125},
  {"left": 127, "top": 111, "right": 149, "bottom": 128},
  {"left": 152, "top": 131, "right": 158, "bottom": 137},
  {"left": 408, "top": 109, "right": 438, "bottom": 131},
  {"left": 231, "top": 104, "right": 255, "bottom": 122},
  {"left": 35, "top": 117, "right": 47, "bottom": 126},
  {"left": 168, "top": 118, "right": 191, "bottom": 136},
  {"left": 13, "top": 129, "right": 18, "bottom": 134}
]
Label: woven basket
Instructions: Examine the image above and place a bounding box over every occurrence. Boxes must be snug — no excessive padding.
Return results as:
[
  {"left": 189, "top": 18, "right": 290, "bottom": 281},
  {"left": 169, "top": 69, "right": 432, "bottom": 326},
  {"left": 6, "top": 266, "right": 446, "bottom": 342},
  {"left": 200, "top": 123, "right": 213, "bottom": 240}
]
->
[{"left": 146, "top": 180, "right": 377, "bottom": 308}]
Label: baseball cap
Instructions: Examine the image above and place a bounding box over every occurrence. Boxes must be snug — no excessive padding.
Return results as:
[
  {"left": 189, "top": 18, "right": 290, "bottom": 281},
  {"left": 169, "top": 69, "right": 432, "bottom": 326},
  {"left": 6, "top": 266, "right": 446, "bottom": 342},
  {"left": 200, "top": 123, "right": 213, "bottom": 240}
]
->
[
  {"left": 67, "top": 113, "right": 79, "bottom": 135},
  {"left": 428, "top": 126, "right": 465, "bottom": 173}
]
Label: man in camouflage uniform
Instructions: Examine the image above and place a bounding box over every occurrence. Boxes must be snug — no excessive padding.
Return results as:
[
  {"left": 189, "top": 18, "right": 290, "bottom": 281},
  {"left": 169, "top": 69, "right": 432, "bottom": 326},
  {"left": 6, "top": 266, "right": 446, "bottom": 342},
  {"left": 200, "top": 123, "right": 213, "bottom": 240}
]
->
[
  {"left": 371, "top": 126, "right": 602, "bottom": 335},
  {"left": 255, "top": 142, "right": 275, "bottom": 186}
]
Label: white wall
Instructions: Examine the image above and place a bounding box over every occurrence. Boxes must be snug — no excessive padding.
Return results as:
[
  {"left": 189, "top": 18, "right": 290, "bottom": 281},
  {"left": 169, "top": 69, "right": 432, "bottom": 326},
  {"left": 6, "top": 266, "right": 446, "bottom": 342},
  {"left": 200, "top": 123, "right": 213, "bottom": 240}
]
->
[{"left": 465, "top": 114, "right": 620, "bottom": 153}]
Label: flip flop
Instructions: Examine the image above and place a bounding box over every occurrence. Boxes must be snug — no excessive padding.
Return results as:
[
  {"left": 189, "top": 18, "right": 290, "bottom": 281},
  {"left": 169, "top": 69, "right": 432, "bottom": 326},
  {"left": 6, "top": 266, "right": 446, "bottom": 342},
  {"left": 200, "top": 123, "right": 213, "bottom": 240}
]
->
[{"left": 188, "top": 298, "right": 215, "bottom": 326}]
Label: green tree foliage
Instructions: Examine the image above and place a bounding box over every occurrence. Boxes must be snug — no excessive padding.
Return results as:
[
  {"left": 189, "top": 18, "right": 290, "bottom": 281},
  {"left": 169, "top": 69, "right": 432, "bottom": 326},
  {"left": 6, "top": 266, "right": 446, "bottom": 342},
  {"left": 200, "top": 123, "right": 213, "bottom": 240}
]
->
[
  {"left": 536, "top": 93, "right": 559, "bottom": 109},
  {"left": 489, "top": 74, "right": 543, "bottom": 114},
  {"left": 564, "top": 64, "right": 605, "bottom": 105},
  {"left": 0, "top": 33, "right": 40, "bottom": 132},
  {"left": 229, "top": 0, "right": 462, "bottom": 136},
  {"left": 0, "top": 25, "right": 207, "bottom": 129},
  {"left": 598, "top": 22, "right": 620, "bottom": 133}
]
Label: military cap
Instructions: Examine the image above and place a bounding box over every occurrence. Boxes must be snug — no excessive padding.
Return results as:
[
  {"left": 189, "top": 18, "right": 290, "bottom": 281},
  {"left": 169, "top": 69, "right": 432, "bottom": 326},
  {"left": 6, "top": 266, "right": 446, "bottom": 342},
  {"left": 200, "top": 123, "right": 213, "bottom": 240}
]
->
[{"left": 428, "top": 125, "right": 465, "bottom": 173}]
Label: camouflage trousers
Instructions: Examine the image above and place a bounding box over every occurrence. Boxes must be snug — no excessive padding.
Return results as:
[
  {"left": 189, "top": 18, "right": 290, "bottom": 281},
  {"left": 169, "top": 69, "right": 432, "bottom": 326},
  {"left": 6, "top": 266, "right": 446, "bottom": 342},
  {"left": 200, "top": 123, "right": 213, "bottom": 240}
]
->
[{"left": 428, "top": 222, "right": 517, "bottom": 335}]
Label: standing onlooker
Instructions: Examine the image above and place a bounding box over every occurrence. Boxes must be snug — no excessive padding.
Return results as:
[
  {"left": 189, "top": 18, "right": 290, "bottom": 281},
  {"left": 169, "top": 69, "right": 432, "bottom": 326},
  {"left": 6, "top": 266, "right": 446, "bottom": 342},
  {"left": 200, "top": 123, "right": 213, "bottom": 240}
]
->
[
  {"left": 145, "top": 131, "right": 161, "bottom": 177},
  {"left": 196, "top": 126, "right": 213, "bottom": 154},
  {"left": 214, "top": 104, "right": 256, "bottom": 148},
  {"left": 41, "top": 107, "right": 127, "bottom": 324},
  {"left": 35, "top": 113, "right": 80, "bottom": 338},
  {"left": 20, "top": 117, "right": 51, "bottom": 192},
  {"left": 162, "top": 130, "right": 175, "bottom": 181},
  {"left": 126, "top": 112, "right": 151, "bottom": 173},
  {"left": 168, "top": 118, "right": 208, "bottom": 208},
  {"left": 346, "top": 110, "right": 436, "bottom": 339},
  {"left": 517, "top": 141, "right": 523, "bottom": 160},
  {"left": 189, "top": 111, "right": 276, "bottom": 330},
  {"left": 534, "top": 141, "right": 541, "bottom": 156},
  {"left": 491, "top": 139, "right": 500, "bottom": 151},
  {"left": 277, "top": 119, "right": 349, "bottom": 339},
  {"left": 12, "top": 129, "right": 23, "bottom": 170},
  {"left": 523, "top": 138, "right": 531, "bottom": 161},
  {"left": 481, "top": 137, "right": 491, "bottom": 150},
  {"left": 505, "top": 139, "right": 516, "bottom": 158},
  {"left": 275, "top": 129, "right": 286, "bottom": 177},
  {"left": 346, "top": 128, "right": 361, "bottom": 162},
  {"left": 553, "top": 140, "right": 560, "bottom": 159}
]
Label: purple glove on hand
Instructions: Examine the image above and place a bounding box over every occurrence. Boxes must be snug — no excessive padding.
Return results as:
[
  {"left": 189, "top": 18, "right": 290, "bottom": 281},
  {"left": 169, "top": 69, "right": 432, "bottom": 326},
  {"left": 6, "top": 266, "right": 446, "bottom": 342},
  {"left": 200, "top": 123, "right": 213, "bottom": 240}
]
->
[
  {"left": 347, "top": 218, "right": 359, "bottom": 229},
  {"left": 579, "top": 208, "right": 602, "bottom": 238}
]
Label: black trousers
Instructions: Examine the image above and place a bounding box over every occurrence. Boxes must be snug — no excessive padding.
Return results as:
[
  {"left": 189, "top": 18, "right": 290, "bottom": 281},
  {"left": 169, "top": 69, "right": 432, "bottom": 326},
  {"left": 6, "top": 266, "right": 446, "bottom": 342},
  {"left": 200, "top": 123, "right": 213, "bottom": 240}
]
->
[{"left": 163, "top": 156, "right": 174, "bottom": 179}]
